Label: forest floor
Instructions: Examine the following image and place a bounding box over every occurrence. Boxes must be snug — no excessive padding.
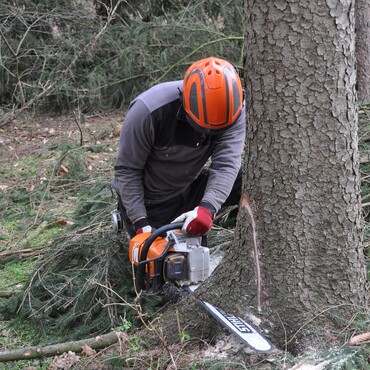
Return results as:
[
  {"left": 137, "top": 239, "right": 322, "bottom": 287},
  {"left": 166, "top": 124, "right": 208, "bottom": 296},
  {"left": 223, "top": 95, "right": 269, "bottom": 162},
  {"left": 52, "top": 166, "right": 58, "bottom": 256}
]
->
[
  {"left": 0, "top": 110, "right": 369, "bottom": 370},
  {"left": 0, "top": 111, "right": 253, "bottom": 370}
]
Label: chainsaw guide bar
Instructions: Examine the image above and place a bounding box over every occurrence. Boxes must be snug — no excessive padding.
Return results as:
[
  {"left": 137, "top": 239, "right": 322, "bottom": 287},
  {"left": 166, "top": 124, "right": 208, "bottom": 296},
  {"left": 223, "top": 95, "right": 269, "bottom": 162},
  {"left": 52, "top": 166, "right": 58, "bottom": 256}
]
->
[{"left": 186, "top": 285, "right": 274, "bottom": 353}]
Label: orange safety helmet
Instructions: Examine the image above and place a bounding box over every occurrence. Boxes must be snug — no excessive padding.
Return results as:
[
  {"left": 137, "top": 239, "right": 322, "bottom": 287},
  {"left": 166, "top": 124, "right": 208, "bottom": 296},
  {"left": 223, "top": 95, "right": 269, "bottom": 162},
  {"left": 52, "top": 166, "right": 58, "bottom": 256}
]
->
[{"left": 182, "top": 57, "right": 243, "bottom": 134}]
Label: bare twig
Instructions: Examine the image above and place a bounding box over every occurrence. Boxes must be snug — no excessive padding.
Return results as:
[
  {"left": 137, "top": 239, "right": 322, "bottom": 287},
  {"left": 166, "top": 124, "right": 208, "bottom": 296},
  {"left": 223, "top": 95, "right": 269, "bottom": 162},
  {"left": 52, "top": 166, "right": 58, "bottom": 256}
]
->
[
  {"left": 73, "top": 107, "right": 84, "bottom": 146},
  {"left": 0, "top": 248, "right": 45, "bottom": 258},
  {"left": 153, "top": 36, "right": 243, "bottom": 84},
  {"left": 176, "top": 309, "right": 182, "bottom": 341}
]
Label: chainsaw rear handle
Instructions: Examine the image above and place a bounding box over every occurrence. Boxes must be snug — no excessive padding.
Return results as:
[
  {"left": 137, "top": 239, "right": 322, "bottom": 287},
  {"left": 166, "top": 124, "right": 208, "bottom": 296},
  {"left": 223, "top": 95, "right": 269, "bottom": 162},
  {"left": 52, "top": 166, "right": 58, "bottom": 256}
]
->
[{"left": 136, "top": 222, "right": 184, "bottom": 293}]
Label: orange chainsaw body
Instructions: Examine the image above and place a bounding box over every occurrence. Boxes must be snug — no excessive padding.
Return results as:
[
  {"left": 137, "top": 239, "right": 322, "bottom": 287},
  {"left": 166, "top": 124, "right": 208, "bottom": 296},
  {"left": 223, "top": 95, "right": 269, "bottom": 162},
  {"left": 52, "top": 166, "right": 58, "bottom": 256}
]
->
[{"left": 129, "top": 232, "right": 174, "bottom": 277}]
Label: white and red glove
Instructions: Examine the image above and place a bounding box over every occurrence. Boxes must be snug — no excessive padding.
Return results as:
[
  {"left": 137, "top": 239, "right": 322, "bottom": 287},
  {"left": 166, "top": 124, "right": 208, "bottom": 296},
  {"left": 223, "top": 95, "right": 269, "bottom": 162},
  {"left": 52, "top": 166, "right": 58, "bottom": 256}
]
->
[
  {"left": 133, "top": 217, "right": 152, "bottom": 235},
  {"left": 173, "top": 206, "right": 213, "bottom": 236}
]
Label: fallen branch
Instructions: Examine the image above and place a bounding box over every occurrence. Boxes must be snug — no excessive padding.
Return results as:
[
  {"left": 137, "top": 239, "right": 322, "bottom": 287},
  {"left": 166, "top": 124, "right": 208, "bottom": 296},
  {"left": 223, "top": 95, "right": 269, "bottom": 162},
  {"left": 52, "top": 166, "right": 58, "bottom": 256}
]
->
[
  {"left": 0, "top": 331, "right": 125, "bottom": 362},
  {"left": 348, "top": 332, "right": 370, "bottom": 346},
  {"left": 0, "top": 248, "right": 45, "bottom": 259}
]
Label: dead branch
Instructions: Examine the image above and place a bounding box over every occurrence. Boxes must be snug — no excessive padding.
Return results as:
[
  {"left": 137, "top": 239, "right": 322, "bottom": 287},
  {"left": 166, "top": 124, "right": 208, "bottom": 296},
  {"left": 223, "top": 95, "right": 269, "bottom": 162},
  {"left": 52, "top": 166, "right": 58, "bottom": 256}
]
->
[
  {"left": 348, "top": 332, "right": 370, "bottom": 346},
  {"left": 0, "top": 248, "right": 45, "bottom": 258},
  {"left": 73, "top": 107, "right": 84, "bottom": 146},
  {"left": 0, "top": 331, "right": 125, "bottom": 362}
]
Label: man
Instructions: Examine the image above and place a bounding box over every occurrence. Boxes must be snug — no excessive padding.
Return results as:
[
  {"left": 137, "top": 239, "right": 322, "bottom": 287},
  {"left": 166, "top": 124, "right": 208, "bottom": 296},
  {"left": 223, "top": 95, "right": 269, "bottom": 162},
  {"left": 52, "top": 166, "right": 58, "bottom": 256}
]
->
[{"left": 111, "top": 56, "right": 246, "bottom": 238}]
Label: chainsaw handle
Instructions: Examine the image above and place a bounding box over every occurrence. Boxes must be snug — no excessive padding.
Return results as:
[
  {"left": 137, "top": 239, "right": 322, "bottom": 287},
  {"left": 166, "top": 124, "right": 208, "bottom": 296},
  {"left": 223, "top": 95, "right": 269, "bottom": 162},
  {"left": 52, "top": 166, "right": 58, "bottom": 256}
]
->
[{"left": 140, "top": 222, "right": 184, "bottom": 263}]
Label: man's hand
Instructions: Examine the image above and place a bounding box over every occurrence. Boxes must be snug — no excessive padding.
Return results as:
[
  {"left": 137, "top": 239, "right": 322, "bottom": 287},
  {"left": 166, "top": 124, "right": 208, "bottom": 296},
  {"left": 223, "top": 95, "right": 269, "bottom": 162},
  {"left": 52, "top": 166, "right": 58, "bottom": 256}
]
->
[
  {"left": 133, "top": 217, "right": 152, "bottom": 235},
  {"left": 136, "top": 225, "right": 152, "bottom": 234},
  {"left": 173, "top": 206, "right": 213, "bottom": 236}
]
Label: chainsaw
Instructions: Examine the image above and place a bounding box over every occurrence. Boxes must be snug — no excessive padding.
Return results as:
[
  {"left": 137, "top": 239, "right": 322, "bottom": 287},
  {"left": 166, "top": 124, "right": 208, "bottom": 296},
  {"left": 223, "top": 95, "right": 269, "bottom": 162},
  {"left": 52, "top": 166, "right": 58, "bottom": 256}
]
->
[
  {"left": 128, "top": 223, "right": 274, "bottom": 353},
  {"left": 129, "top": 222, "right": 210, "bottom": 293}
]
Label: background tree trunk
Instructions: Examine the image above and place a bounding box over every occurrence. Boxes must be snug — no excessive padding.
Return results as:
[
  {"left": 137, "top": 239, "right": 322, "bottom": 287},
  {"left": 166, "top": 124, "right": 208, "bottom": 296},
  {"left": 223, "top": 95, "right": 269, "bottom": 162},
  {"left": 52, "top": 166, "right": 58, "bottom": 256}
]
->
[
  {"left": 201, "top": 0, "right": 368, "bottom": 354},
  {"left": 355, "top": 0, "right": 370, "bottom": 104}
]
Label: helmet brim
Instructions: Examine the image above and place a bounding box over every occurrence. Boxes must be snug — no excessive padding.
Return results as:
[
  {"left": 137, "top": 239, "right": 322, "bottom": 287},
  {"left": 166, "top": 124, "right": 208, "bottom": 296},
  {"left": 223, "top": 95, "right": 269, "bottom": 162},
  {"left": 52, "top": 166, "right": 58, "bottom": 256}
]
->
[{"left": 185, "top": 112, "right": 239, "bottom": 136}]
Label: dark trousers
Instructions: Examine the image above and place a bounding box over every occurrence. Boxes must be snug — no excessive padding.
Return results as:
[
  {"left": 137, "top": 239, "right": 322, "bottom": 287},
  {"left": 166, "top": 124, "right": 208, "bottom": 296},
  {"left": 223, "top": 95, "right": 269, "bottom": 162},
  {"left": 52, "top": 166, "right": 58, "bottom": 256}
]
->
[{"left": 117, "top": 168, "right": 242, "bottom": 237}]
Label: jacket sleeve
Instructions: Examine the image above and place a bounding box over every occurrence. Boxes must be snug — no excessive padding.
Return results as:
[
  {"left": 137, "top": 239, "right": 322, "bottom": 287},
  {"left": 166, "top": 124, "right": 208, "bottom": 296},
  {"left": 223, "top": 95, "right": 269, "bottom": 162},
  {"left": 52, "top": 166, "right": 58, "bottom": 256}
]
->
[
  {"left": 113, "top": 99, "right": 154, "bottom": 222},
  {"left": 200, "top": 104, "right": 246, "bottom": 213}
]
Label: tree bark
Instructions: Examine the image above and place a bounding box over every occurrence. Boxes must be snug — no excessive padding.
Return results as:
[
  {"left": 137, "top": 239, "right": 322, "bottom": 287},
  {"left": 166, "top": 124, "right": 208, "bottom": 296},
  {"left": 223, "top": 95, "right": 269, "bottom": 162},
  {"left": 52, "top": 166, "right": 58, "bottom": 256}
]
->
[
  {"left": 355, "top": 0, "right": 370, "bottom": 104},
  {"left": 202, "top": 0, "right": 368, "bottom": 355}
]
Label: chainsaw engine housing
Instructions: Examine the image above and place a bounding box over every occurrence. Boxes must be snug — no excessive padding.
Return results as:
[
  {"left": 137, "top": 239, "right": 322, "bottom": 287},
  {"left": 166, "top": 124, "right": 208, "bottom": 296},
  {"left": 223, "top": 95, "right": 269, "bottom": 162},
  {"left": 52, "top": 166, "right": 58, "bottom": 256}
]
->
[
  {"left": 164, "top": 232, "right": 210, "bottom": 286},
  {"left": 129, "top": 227, "right": 210, "bottom": 292}
]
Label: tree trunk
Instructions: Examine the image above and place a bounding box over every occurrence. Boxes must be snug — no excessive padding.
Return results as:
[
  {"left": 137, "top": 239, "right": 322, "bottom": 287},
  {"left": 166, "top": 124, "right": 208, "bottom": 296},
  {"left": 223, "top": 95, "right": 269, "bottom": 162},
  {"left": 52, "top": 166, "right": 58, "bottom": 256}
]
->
[
  {"left": 201, "top": 0, "right": 368, "bottom": 354},
  {"left": 355, "top": 0, "right": 370, "bottom": 104}
]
